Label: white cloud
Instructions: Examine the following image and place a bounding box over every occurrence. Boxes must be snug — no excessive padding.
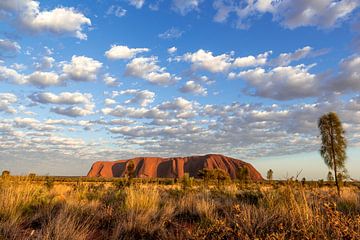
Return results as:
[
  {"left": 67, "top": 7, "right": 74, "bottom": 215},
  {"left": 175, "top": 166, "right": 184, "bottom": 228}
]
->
[
  {"left": 236, "top": 64, "right": 319, "bottom": 100},
  {"left": 158, "top": 27, "right": 184, "bottom": 39},
  {"left": 0, "top": 0, "right": 91, "bottom": 39},
  {"left": 44, "top": 119, "right": 92, "bottom": 127},
  {"left": 172, "top": 0, "right": 203, "bottom": 15},
  {"left": 128, "top": 0, "right": 145, "bottom": 9},
  {"left": 233, "top": 51, "right": 272, "bottom": 68},
  {"left": 125, "top": 56, "right": 180, "bottom": 85},
  {"left": 0, "top": 39, "right": 21, "bottom": 57},
  {"left": 0, "top": 64, "right": 63, "bottom": 87},
  {"left": 29, "top": 92, "right": 95, "bottom": 117},
  {"left": 103, "top": 74, "right": 121, "bottom": 86},
  {"left": 51, "top": 106, "right": 94, "bottom": 117},
  {"left": 62, "top": 55, "right": 102, "bottom": 82},
  {"left": 0, "top": 93, "right": 17, "bottom": 114},
  {"left": 198, "top": 75, "right": 215, "bottom": 85},
  {"left": 117, "top": 89, "right": 155, "bottom": 107},
  {"left": 329, "top": 55, "right": 360, "bottom": 92},
  {"left": 271, "top": 46, "right": 313, "bottom": 66},
  {"left": 102, "top": 105, "right": 168, "bottom": 119},
  {"left": 159, "top": 97, "right": 195, "bottom": 112},
  {"left": 182, "top": 49, "right": 232, "bottom": 73},
  {"left": 0, "top": 65, "right": 25, "bottom": 84},
  {"left": 105, "top": 45, "right": 149, "bottom": 60},
  {"left": 13, "top": 117, "right": 58, "bottom": 131},
  {"left": 35, "top": 56, "right": 55, "bottom": 70},
  {"left": 29, "top": 92, "right": 93, "bottom": 105},
  {"left": 104, "top": 98, "right": 116, "bottom": 105},
  {"left": 275, "top": 0, "right": 359, "bottom": 29},
  {"left": 180, "top": 80, "right": 208, "bottom": 96},
  {"left": 213, "top": 0, "right": 360, "bottom": 29},
  {"left": 25, "top": 71, "right": 62, "bottom": 87},
  {"left": 167, "top": 46, "right": 177, "bottom": 54},
  {"left": 107, "top": 5, "right": 127, "bottom": 17}
]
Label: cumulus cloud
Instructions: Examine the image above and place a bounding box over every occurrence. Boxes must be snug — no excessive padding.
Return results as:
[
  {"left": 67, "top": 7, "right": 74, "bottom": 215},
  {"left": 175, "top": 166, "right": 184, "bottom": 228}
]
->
[
  {"left": 105, "top": 45, "right": 149, "bottom": 60},
  {"left": 158, "top": 97, "right": 197, "bottom": 118},
  {"left": 35, "top": 56, "right": 55, "bottom": 70},
  {"left": 233, "top": 51, "right": 272, "bottom": 68},
  {"left": 0, "top": 65, "right": 62, "bottom": 87},
  {"left": 102, "top": 97, "right": 198, "bottom": 121},
  {"left": 62, "top": 55, "right": 102, "bottom": 82},
  {"left": 181, "top": 49, "right": 232, "bottom": 73},
  {"left": 172, "top": 0, "right": 203, "bottom": 15},
  {"left": 213, "top": 0, "right": 360, "bottom": 29},
  {"left": 158, "top": 27, "right": 184, "bottom": 39},
  {"left": 125, "top": 56, "right": 180, "bottom": 85},
  {"left": 271, "top": 46, "right": 313, "bottom": 66},
  {"left": 51, "top": 106, "right": 94, "bottom": 117},
  {"left": 180, "top": 80, "right": 208, "bottom": 96},
  {"left": 102, "top": 105, "right": 169, "bottom": 119},
  {"left": 0, "top": 39, "right": 21, "bottom": 58},
  {"left": 25, "top": 71, "right": 62, "bottom": 87},
  {"left": 275, "top": 0, "right": 359, "bottom": 29},
  {"left": 103, "top": 97, "right": 358, "bottom": 158},
  {"left": 0, "top": 55, "right": 104, "bottom": 87},
  {"left": 115, "top": 89, "right": 155, "bottom": 107},
  {"left": 0, "top": 0, "right": 91, "bottom": 39},
  {"left": 0, "top": 65, "right": 25, "bottom": 84},
  {"left": 329, "top": 55, "right": 360, "bottom": 92},
  {"left": 103, "top": 74, "right": 121, "bottom": 86},
  {"left": 12, "top": 117, "right": 59, "bottom": 131},
  {"left": 235, "top": 64, "right": 319, "bottom": 100},
  {"left": 0, "top": 93, "right": 17, "bottom": 114},
  {"left": 29, "top": 92, "right": 95, "bottom": 117},
  {"left": 159, "top": 97, "right": 194, "bottom": 111},
  {"left": 104, "top": 98, "right": 116, "bottom": 105},
  {"left": 167, "top": 46, "right": 177, "bottom": 54},
  {"left": 29, "top": 92, "right": 93, "bottom": 105}
]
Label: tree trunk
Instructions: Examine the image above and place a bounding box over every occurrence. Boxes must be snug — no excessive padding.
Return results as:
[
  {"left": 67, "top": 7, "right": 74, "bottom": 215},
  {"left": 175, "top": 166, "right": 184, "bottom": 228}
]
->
[{"left": 330, "top": 122, "right": 341, "bottom": 197}]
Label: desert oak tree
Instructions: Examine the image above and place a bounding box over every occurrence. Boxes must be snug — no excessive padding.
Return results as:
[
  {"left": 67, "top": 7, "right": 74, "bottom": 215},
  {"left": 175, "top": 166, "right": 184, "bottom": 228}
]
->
[{"left": 318, "top": 112, "right": 347, "bottom": 196}]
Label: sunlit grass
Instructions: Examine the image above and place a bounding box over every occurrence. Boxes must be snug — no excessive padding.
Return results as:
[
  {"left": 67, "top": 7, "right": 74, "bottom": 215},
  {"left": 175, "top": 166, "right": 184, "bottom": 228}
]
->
[{"left": 0, "top": 177, "right": 359, "bottom": 239}]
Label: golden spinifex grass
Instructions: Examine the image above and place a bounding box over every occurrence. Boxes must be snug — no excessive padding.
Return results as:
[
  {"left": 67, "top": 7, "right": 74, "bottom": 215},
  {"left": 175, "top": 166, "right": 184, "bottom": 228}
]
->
[{"left": 0, "top": 178, "right": 359, "bottom": 240}]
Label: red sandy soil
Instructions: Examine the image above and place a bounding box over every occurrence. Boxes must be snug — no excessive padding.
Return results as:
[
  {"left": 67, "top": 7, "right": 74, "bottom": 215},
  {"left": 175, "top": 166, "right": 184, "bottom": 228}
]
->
[{"left": 87, "top": 154, "right": 263, "bottom": 180}]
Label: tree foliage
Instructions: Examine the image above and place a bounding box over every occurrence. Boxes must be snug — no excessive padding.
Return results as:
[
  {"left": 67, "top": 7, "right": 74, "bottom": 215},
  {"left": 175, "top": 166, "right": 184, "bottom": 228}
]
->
[
  {"left": 126, "top": 160, "right": 136, "bottom": 178},
  {"left": 318, "top": 112, "right": 347, "bottom": 196},
  {"left": 198, "top": 168, "right": 230, "bottom": 184}
]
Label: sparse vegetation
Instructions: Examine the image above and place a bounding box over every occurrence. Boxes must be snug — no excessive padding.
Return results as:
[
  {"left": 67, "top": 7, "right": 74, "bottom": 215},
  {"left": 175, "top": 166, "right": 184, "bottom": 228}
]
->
[
  {"left": 1, "top": 171, "right": 10, "bottom": 178},
  {"left": 0, "top": 177, "right": 359, "bottom": 240},
  {"left": 267, "top": 169, "right": 273, "bottom": 181},
  {"left": 236, "top": 167, "right": 250, "bottom": 182}
]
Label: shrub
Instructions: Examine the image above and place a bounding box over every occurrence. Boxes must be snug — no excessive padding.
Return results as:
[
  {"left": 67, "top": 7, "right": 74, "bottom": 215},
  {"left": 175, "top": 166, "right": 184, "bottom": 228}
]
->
[
  {"left": 181, "top": 173, "right": 193, "bottom": 190},
  {"left": 1, "top": 171, "right": 10, "bottom": 178},
  {"left": 44, "top": 177, "right": 54, "bottom": 190},
  {"left": 236, "top": 190, "right": 264, "bottom": 206},
  {"left": 28, "top": 173, "right": 36, "bottom": 179}
]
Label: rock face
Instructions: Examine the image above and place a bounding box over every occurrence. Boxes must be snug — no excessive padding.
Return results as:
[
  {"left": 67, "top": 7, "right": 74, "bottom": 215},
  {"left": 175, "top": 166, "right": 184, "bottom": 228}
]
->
[{"left": 87, "top": 154, "right": 263, "bottom": 180}]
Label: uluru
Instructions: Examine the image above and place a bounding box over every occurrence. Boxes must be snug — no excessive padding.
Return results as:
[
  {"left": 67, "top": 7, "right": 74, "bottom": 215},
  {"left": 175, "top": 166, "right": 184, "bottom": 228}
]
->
[{"left": 87, "top": 154, "right": 263, "bottom": 180}]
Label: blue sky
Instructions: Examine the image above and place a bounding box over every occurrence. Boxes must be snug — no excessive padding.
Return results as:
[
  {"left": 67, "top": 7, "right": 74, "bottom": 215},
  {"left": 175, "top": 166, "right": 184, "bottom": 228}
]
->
[{"left": 0, "top": 0, "right": 360, "bottom": 180}]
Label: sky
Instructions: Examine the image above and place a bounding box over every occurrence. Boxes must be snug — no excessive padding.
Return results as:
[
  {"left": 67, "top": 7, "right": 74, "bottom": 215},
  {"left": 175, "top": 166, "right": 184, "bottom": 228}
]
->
[{"left": 0, "top": 0, "right": 360, "bottom": 180}]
